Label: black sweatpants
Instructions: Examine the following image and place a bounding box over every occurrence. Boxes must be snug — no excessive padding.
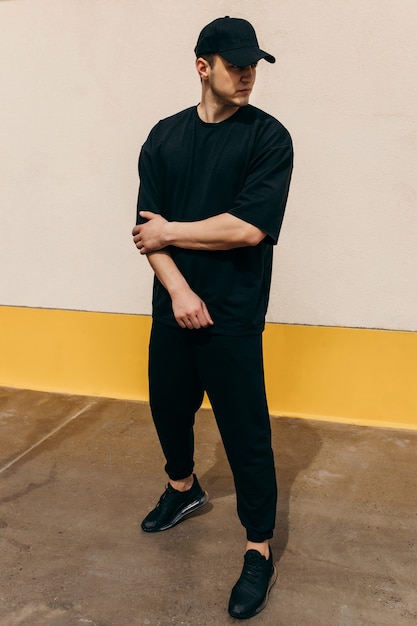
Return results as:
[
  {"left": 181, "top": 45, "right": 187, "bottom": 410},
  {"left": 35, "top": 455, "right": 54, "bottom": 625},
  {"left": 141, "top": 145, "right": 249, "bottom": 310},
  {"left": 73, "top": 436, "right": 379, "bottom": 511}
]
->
[{"left": 148, "top": 321, "right": 277, "bottom": 543}]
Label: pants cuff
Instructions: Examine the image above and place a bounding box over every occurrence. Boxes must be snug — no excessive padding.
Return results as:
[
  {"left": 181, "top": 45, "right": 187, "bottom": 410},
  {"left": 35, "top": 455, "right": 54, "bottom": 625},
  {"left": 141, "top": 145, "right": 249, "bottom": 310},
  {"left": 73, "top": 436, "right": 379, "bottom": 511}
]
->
[{"left": 246, "top": 529, "right": 274, "bottom": 543}]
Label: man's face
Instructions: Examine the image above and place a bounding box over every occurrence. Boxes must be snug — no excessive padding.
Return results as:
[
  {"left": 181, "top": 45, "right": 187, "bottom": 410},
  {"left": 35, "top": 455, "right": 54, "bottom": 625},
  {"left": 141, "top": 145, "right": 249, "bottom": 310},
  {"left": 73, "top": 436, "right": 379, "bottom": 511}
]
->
[{"left": 206, "top": 55, "right": 257, "bottom": 108}]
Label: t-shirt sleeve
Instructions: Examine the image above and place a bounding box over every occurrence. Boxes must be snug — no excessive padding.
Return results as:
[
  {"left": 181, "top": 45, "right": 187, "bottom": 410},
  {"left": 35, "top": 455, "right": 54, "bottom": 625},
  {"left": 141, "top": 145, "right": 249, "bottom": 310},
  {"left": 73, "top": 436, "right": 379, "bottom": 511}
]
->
[
  {"left": 136, "top": 125, "right": 163, "bottom": 225},
  {"left": 228, "top": 125, "right": 293, "bottom": 244}
]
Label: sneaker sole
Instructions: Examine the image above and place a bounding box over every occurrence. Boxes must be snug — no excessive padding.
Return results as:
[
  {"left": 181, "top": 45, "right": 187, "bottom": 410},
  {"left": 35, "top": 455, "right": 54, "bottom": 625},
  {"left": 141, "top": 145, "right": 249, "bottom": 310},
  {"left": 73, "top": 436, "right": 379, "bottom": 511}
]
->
[
  {"left": 141, "top": 491, "right": 209, "bottom": 533},
  {"left": 229, "top": 564, "right": 278, "bottom": 620},
  {"left": 254, "top": 564, "right": 278, "bottom": 616}
]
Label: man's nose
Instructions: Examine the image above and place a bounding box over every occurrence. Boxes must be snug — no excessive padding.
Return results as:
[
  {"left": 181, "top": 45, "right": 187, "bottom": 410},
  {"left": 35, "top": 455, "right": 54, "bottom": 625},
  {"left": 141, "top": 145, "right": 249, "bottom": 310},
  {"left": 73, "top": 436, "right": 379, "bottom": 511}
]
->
[
  {"left": 241, "top": 65, "right": 253, "bottom": 81},
  {"left": 241, "top": 66, "right": 255, "bottom": 81}
]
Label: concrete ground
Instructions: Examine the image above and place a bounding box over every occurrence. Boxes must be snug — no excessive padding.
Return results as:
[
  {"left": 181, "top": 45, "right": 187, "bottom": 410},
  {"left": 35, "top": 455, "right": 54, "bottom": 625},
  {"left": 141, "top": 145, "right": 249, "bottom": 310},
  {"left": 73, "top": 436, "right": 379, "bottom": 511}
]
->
[{"left": 0, "top": 387, "right": 416, "bottom": 626}]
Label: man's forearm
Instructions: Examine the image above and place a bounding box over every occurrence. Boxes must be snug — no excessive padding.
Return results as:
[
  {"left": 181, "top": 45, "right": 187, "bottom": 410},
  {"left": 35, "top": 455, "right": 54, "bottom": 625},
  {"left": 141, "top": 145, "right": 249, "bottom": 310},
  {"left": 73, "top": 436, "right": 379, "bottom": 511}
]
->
[
  {"left": 145, "top": 250, "right": 190, "bottom": 297},
  {"left": 136, "top": 211, "right": 266, "bottom": 254},
  {"left": 165, "top": 213, "right": 265, "bottom": 250},
  {"left": 144, "top": 250, "right": 214, "bottom": 329}
]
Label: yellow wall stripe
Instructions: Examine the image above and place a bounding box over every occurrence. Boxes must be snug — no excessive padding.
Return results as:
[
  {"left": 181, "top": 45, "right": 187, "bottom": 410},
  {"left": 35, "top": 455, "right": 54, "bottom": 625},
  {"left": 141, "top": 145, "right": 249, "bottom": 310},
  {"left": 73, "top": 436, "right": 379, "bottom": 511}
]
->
[
  {"left": 0, "top": 306, "right": 151, "bottom": 401},
  {"left": 263, "top": 323, "right": 417, "bottom": 430},
  {"left": 1, "top": 306, "right": 416, "bottom": 430}
]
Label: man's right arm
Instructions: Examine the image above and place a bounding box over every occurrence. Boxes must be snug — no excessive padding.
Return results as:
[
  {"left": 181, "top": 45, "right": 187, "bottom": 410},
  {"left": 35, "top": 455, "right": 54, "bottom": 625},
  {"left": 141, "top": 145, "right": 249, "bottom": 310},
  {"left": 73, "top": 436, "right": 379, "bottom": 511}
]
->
[
  {"left": 145, "top": 250, "right": 214, "bottom": 330},
  {"left": 136, "top": 128, "right": 213, "bottom": 330}
]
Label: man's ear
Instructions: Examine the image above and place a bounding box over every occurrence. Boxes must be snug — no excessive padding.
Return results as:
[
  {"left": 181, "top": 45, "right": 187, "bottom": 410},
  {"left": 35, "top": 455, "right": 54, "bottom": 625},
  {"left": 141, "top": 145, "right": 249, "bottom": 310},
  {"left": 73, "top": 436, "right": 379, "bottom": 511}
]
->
[{"left": 196, "top": 57, "right": 210, "bottom": 81}]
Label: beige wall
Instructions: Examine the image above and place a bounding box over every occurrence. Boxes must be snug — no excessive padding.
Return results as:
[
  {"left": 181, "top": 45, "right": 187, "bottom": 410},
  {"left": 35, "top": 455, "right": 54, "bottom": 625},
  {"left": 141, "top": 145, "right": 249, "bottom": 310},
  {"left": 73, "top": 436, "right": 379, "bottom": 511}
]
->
[{"left": 1, "top": 0, "right": 416, "bottom": 330}]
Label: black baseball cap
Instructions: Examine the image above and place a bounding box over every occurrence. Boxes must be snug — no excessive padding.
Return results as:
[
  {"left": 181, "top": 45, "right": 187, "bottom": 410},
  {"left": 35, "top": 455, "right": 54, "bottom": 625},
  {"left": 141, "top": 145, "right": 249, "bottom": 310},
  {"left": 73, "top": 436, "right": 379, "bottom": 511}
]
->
[{"left": 194, "top": 16, "right": 275, "bottom": 66}]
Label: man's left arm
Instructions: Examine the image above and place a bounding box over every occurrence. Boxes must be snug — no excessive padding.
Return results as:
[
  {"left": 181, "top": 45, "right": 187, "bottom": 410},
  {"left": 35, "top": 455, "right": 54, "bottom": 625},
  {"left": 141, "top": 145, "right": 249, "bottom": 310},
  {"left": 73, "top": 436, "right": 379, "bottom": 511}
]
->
[
  {"left": 132, "top": 129, "right": 293, "bottom": 254},
  {"left": 132, "top": 211, "right": 265, "bottom": 254}
]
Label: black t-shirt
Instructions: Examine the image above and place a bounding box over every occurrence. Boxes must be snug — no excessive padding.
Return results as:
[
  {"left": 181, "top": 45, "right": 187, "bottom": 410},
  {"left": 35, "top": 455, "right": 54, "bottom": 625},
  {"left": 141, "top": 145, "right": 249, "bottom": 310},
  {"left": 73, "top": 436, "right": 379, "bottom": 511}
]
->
[{"left": 137, "top": 105, "right": 293, "bottom": 335}]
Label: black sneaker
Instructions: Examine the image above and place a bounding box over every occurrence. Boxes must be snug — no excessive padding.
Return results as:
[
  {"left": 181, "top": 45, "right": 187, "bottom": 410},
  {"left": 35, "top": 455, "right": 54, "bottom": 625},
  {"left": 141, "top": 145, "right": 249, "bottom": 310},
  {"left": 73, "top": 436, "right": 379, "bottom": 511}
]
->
[
  {"left": 228, "top": 549, "right": 277, "bottom": 619},
  {"left": 141, "top": 474, "right": 208, "bottom": 533}
]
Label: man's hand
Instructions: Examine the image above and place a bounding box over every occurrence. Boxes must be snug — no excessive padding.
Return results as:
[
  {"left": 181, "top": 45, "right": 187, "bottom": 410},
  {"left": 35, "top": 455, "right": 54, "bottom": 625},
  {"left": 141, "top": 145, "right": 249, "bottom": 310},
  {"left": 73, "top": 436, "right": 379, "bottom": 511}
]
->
[
  {"left": 132, "top": 212, "right": 168, "bottom": 254},
  {"left": 172, "top": 286, "right": 214, "bottom": 330},
  {"left": 137, "top": 248, "right": 214, "bottom": 330}
]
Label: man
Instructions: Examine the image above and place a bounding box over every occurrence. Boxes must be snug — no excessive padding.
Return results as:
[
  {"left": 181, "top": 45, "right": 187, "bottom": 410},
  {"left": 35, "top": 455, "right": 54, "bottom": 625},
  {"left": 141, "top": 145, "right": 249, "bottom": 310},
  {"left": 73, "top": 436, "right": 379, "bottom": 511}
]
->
[{"left": 132, "top": 16, "right": 293, "bottom": 619}]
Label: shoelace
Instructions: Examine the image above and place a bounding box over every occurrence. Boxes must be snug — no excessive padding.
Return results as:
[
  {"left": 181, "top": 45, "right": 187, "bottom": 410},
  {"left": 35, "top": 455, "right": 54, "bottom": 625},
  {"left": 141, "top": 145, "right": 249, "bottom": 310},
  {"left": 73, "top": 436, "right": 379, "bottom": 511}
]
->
[
  {"left": 156, "top": 487, "right": 171, "bottom": 509},
  {"left": 242, "top": 554, "right": 266, "bottom": 581},
  {"left": 157, "top": 485, "right": 187, "bottom": 509}
]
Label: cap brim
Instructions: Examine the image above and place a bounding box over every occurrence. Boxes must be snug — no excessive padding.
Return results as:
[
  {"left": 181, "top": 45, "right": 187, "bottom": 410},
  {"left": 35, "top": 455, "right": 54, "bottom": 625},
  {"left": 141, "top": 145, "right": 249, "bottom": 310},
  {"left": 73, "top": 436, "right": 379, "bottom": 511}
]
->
[{"left": 219, "top": 47, "right": 275, "bottom": 66}]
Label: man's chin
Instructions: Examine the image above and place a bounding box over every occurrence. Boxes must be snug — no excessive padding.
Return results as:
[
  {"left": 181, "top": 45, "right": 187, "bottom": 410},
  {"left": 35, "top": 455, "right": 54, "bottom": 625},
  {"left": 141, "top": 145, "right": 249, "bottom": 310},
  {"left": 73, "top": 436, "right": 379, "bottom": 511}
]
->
[{"left": 233, "top": 96, "right": 251, "bottom": 107}]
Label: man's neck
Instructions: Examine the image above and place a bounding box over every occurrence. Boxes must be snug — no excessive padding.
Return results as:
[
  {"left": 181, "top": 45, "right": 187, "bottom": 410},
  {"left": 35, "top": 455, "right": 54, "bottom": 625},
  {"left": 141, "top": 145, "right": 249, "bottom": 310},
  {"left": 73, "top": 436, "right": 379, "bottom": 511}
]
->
[{"left": 197, "top": 100, "right": 239, "bottom": 124}]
